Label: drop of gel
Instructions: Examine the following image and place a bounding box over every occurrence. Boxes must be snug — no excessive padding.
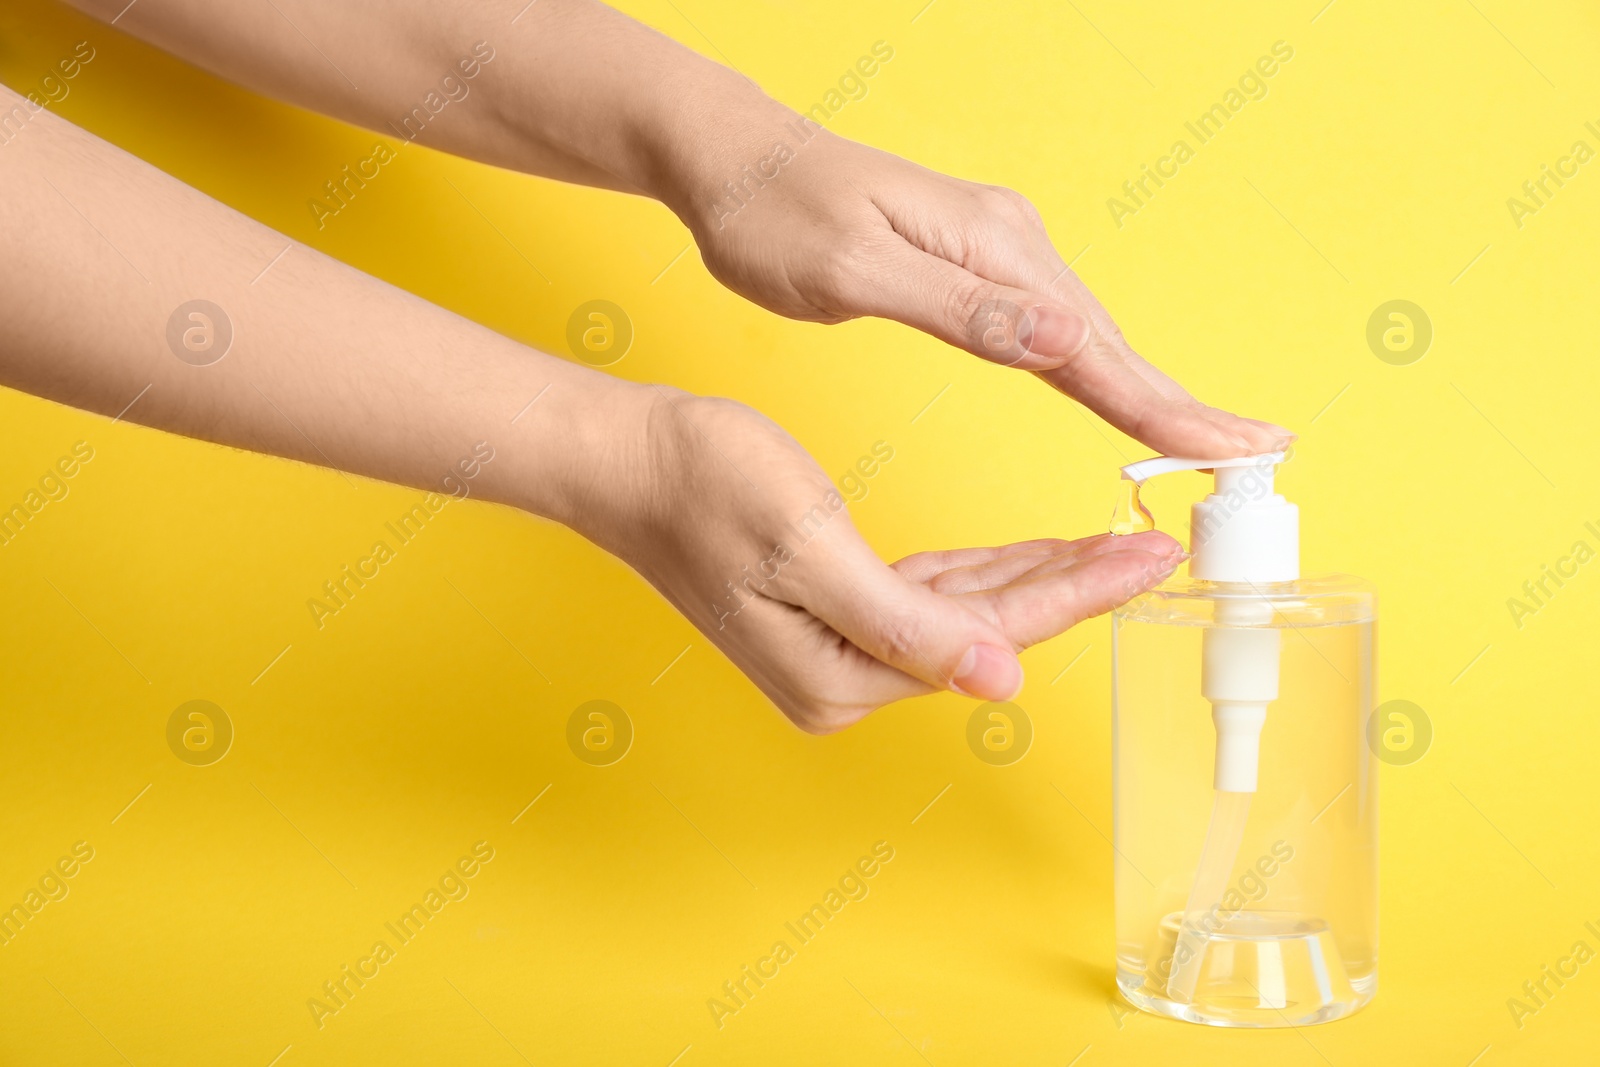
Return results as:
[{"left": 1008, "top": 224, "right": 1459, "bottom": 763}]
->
[{"left": 1108, "top": 480, "right": 1155, "bottom": 536}]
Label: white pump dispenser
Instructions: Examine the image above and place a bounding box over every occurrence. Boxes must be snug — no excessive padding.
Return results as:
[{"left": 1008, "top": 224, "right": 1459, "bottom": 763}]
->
[
  {"left": 1119, "top": 451, "right": 1297, "bottom": 1004},
  {"left": 1120, "top": 451, "right": 1295, "bottom": 793}
]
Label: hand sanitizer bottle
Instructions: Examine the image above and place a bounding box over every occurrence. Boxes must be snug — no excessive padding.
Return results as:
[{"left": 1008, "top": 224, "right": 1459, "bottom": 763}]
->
[{"left": 1111, "top": 451, "right": 1377, "bottom": 1027}]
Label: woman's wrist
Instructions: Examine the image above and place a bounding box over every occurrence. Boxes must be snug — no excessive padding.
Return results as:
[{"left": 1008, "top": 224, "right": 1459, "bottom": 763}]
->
[
  {"left": 478, "top": 361, "right": 661, "bottom": 542},
  {"left": 626, "top": 67, "right": 797, "bottom": 231}
]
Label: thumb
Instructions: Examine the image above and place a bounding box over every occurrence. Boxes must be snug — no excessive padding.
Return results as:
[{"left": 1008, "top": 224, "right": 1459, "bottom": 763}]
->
[
  {"left": 857, "top": 244, "right": 1092, "bottom": 371},
  {"left": 791, "top": 538, "right": 1026, "bottom": 702}
]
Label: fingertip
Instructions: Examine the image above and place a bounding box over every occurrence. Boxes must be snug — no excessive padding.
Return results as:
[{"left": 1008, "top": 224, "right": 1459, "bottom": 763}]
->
[
  {"left": 1129, "top": 544, "right": 1185, "bottom": 579},
  {"left": 1185, "top": 410, "right": 1295, "bottom": 460},
  {"left": 1126, "top": 550, "right": 1183, "bottom": 598},
  {"left": 1241, "top": 417, "right": 1298, "bottom": 450},
  {"left": 1154, "top": 546, "right": 1188, "bottom": 576},
  {"left": 1153, "top": 410, "right": 1269, "bottom": 461},
  {"left": 952, "top": 642, "right": 1024, "bottom": 701},
  {"left": 1067, "top": 546, "right": 1185, "bottom": 618},
  {"left": 1097, "top": 529, "right": 1181, "bottom": 558}
]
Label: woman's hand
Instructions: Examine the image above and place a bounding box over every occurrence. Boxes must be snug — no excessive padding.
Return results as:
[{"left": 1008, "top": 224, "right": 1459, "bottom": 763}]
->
[
  {"left": 4, "top": 93, "right": 1178, "bottom": 734},
  {"left": 580, "top": 387, "right": 1184, "bottom": 733},
  {"left": 671, "top": 126, "right": 1291, "bottom": 461},
  {"left": 77, "top": 0, "right": 1291, "bottom": 459}
]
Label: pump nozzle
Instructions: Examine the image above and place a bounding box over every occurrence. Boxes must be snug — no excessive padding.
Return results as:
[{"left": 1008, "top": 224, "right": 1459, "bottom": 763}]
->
[{"left": 1119, "top": 451, "right": 1286, "bottom": 485}]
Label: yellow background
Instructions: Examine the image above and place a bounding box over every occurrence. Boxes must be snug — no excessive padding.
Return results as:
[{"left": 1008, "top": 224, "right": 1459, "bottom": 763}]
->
[{"left": 2, "top": 0, "right": 1598, "bottom": 1063}]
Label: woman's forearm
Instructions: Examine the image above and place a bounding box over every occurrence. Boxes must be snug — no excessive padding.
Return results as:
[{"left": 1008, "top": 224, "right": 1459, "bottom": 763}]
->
[
  {"left": 64, "top": 0, "right": 775, "bottom": 218},
  {"left": 58, "top": 0, "right": 1294, "bottom": 466},
  {"left": 0, "top": 85, "right": 1191, "bottom": 730},
  {"left": 0, "top": 85, "right": 648, "bottom": 533}
]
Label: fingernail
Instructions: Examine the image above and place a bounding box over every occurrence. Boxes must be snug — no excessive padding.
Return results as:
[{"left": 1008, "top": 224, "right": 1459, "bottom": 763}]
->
[
  {"left": 1018, "top": 306, "right": 1091, "bottom": 358},
  {"left": 1243, "top": 419, "right": 1297, "bottom": 448},
  {"left": 1258, "top": 423, "right": 1296, "bottom": 448},
  {"left": 1145, "top": 546, "right": 1182, "bottom": 575},
  {"left": 952, "top": 643, "right": 1024, "bottom": 701}
]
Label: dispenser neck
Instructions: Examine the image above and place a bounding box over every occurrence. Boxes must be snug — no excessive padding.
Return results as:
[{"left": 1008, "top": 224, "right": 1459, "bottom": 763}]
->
[
  {"left": 1189, "top": 463, "right": 1299, "bottom": 584},
  {"left": 1214, "top": 463, "right": 1272, "bottom": 498}
]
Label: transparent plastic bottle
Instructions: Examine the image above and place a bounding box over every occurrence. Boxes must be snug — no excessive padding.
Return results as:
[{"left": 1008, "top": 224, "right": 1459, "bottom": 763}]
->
[{"left": 1112, "top": 574, "right": 1377, "bottom": 1027}]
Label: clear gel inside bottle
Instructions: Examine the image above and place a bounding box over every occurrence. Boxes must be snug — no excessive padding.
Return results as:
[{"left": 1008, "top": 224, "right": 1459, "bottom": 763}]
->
[{"left": 1112, "top": 576, "right": 1377, "bottom": 1027}]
